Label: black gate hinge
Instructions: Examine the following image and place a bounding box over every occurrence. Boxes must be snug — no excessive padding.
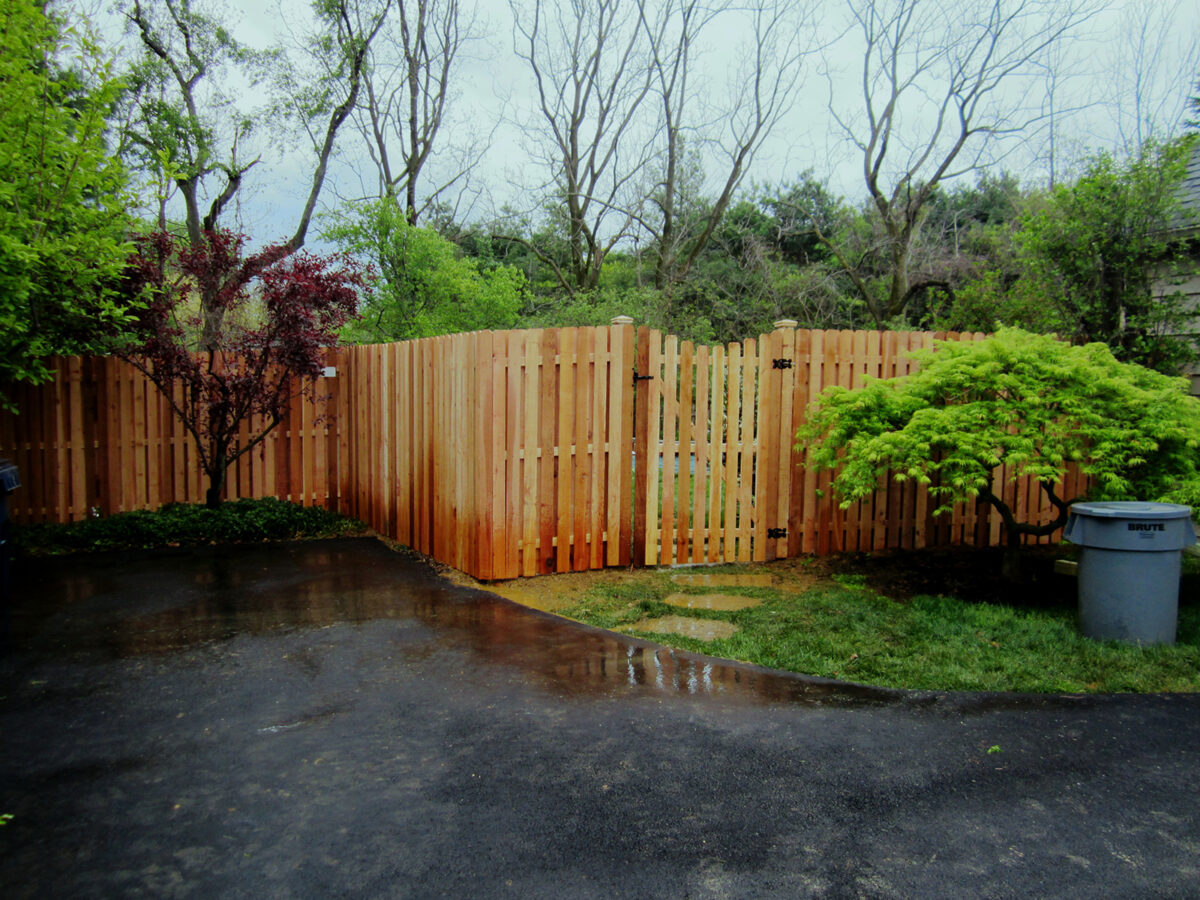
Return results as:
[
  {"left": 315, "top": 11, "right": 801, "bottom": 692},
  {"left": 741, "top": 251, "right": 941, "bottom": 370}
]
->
[
  {"left": 772, "top": 358, "right": 792, "bottom": 370},
  {"left": 633, "top": 370, "right": 654, "bottom": 385},
  {"left": 767, "top": 527, "right": 788, "bottom": 539}
]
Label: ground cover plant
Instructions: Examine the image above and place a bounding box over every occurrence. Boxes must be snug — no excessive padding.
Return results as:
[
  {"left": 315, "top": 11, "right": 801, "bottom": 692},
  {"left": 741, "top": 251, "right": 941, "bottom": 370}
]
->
[
  {"left": 12, "top": 498, "right": 365, "bottom": 555},
  {"left": 555, "top": 551, "right": 1200, "bottom": 693}
]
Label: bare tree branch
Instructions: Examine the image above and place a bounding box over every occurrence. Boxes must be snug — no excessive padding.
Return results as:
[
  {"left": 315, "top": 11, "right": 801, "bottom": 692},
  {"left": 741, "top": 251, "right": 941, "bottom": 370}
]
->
[{"left": 828, "top": 0, "right": 1100, "bottom": 325}]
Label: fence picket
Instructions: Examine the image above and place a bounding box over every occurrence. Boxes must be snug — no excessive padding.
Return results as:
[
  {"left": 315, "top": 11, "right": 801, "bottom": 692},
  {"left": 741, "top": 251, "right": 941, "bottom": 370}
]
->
[
  {"left": 661, "top": 335, "right": 679, "bottom": 565},
  {"left": 556, "top": 329, "right": 576, "bottom": 573},
  {"left": 676, "top": 340, "right": 694, "bottom": 565},
  {"left": 705, "top": 344, "right": 724, "bottom": 562}
]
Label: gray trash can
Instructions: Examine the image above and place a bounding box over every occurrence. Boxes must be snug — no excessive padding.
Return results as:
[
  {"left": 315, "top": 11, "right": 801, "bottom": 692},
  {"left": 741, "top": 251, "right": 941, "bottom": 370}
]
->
[{"left": 1063, "top": 501, "right": 1196, "bottom": 644}]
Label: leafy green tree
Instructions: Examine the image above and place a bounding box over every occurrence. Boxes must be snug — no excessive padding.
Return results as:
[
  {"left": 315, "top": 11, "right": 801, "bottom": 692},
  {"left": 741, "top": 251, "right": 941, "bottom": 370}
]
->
[
  {"left": 1014, "top": 138, "right": 1198, "bottom": 373},
  {"left": 324, "top": 199, "right": 524, "bottom": 341},
  {"left": 800, "top": 329, "right": 1200, "bottom": 577},
  {"left": 0, "top": 1, "right": 135, "bottom": 403},
  {"left": 118, "top": 0, "right": 389, "bottom": 349}
]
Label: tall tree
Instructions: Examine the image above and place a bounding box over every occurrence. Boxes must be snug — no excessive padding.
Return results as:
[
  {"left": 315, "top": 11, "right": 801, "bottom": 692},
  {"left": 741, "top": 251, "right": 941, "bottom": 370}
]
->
[
  {"left": 1102, "top": 0, "right": 1200, "bottom": 155},
  {"left": 637, "top": 0, "right": 815, "bottom": 295},
  {"left": 119, "top": 0, "right": 390, "bottom": 348},
  {"left": 355, "top": 0, "right": 482, "bottom": 224},
  {"left": 0, "top": 0, "right": 134, "bottom": 405},
  {"left": 821, "top": 0, "right": 1097, "bottom": 326},
  {"left": 508, "top": 0, "right": 657, "bottom": 295}
]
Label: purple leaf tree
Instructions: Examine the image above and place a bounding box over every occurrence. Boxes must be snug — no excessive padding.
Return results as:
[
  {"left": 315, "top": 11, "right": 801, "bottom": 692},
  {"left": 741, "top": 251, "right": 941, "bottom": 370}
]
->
[{"left": 119, "top": 229, "right": 368, "bottom": 508}]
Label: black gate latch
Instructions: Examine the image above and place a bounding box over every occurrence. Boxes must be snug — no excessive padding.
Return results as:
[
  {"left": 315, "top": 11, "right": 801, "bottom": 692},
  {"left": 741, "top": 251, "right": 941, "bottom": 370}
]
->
[
  {"left": 772, "top": 359, "right": 792, "bottom": 370},
  {"left": 767, "top": 527, "right": 788, "bottom": 539}
]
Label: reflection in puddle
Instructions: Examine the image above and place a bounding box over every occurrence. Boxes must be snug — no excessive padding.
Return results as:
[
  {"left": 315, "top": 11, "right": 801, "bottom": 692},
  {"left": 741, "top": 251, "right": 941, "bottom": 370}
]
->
[
  {"left": 662, "top": 592, "right": 761, "bottom": 611},
  {"left": 10, "top": 540, "right": 902, "bottom": 708},
  {"left": 630, "top": 615, "right": 740, "bottom": 641}
]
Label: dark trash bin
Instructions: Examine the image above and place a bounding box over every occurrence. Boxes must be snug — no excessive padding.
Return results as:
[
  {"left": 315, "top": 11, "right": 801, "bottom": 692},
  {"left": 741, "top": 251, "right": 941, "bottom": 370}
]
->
[
  {"left": 0, "top": 459, "right": 17, "bottom": 649},
  {"left": 1063, "top": 501, "right": 1196, "bottom": 645}
]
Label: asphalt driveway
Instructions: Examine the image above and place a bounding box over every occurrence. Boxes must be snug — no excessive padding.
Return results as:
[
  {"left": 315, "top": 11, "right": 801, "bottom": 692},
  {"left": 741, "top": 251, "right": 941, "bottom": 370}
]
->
[{"left": 1, "top": 538, "right": 1198, "bottom": 898}]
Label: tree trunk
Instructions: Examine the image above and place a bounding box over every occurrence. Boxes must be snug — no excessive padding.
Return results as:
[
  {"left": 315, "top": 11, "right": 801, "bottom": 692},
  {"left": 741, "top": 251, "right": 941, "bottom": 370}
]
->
[
  {"left": 982, "top": 482, "right": 1072, "bottom": 585},
  {"left": 205, "top": 468, "right": 226, "bottom": 509},
  {"left": 1000, "top": 529, "right": 1025, "bottom": 583}
]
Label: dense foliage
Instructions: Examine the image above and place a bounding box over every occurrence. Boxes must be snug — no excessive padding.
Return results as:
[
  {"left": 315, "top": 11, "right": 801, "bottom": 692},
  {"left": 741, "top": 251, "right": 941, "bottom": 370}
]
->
[
  {"left": 0, "top": 1, "right": 134, "bottom": 404},
  {"left": 1013, "top": 139, "right": 1198, "bottom": 373},
  {"left": 323, "top": 200, "right": 524, "bottom": 342},
  {"left": 13, "top": 498, "right": 364, "bottom": 555},
  {"left": 799, "top": 329, "right": 1200, "bottom": 569}
]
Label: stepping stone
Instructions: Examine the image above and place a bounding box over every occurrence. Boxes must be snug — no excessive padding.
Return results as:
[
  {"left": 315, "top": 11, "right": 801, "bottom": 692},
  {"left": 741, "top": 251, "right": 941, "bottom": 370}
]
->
[
  {"left": 631, "top": 615, "right": 739, "bottom": 641},
  {"left": 662, "top": 592, "right": 761, "bottom": 611},
  {"left": 670, "top": 573, "right": 773, "bottom": 588}
]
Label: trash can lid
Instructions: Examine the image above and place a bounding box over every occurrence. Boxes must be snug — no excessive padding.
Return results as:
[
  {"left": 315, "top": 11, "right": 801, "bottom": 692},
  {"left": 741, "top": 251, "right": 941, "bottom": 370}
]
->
[{"left": 1069, "top": 501, "right": 1193, "bottom": 520}]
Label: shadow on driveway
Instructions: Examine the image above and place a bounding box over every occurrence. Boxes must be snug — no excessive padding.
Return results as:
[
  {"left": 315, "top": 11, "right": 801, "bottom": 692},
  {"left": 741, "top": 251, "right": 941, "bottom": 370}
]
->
[{"left": 2, "top": 538, "right": 1198, "bottom": 898}]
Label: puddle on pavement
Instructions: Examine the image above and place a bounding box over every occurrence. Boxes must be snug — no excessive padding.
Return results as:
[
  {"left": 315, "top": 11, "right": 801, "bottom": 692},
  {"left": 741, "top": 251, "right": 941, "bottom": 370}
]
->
[
  {"left": 662, "top": 592, "right": 761, "bottom": 612},
  {"left": 7, "top": 539, "right": 902, "bottom": 708},
  {"left": 630, "top": 615, "right": 739, "bottom": 641},
  {"left": 670, "top": 573, "right": 773, "bottom": 589}
]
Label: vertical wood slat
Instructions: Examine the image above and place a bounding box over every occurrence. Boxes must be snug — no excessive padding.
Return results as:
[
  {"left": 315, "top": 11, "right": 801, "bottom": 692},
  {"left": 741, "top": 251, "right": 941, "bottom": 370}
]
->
[
  {"left": 537, "top": 330, "right": 557, "bottom": 575},
  {"left": 503, "top": 330, "right": 522, "bottom": 579},
  {"left": 722, "top": 341, "right": 740, "bottom": 562},
  {"left": 591, "top": 327, "right": 611, "bottom": 570},
  {"left": 615, "top": 322, "right": 635, "bottom": 567},
  {"left": 691, "top": 345, "right": 710, "bottom": 564},
  {"left": 632, "top": 326, "right": 650, "bottom": 567},
  {"left": 556, "top": 329, "right": 576, "bottom": 573},
  {"left": 521, "top": 331, "right": 539, "bottom": 576},
  {"left": 641, "top": 331, "right": 663, "bottom": 565},
  {"left": 756, "top": 332, "right": 778, "bottom": 561},
  {"left": 791, "top": 330, "right": 813, "bottom": 557},
  {"left": 737, "top": 338, "right": 756, "bottom": 563},
  {"left": 676, "top": 340, "right": 694, "bottom": 565},
  {"left": 474, "top": 331, "right": 494, "bottom": 580},
  {"left": 707, "top": 344, "right": 725, "bottom": 563},
  {"left": 570, "top": 328, "right": 591, "bottom": 572},
  {"left": 660, "top": 335, "right": 679, "bottom": 566},
  {"left": 489, "top": 332, "right": 507, "bottom": 578}
]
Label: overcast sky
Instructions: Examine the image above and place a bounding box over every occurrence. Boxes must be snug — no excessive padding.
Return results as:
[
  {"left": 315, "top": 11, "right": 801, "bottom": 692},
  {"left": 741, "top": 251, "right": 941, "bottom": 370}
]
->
[{"left": 98, "top": 0, "right": 1200, "bottom": 247}]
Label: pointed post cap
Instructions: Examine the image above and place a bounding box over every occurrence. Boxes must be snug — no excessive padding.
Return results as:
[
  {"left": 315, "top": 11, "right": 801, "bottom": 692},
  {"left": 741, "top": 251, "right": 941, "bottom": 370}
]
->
[
  {"left": 611, "top": 315, "right": 635, "bottom": 326},
  {"left": 773, "top": 319, "right": 798, "bottom": 330}
]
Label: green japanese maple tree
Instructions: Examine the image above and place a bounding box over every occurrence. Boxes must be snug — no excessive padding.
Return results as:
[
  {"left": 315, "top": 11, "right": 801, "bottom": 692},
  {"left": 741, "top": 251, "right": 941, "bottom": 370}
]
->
[{"left": 799, "top": 329, "right": 1200, "bottom": 576}]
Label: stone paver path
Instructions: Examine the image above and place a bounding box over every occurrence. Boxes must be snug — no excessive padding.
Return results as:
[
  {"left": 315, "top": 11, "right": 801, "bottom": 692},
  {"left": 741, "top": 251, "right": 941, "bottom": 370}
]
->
[
  {"left": 629, "top": 614, "right": 740, "bottom": 641},
  {"left": 662, "top": 591, "right": 762, "bottom": 611}
]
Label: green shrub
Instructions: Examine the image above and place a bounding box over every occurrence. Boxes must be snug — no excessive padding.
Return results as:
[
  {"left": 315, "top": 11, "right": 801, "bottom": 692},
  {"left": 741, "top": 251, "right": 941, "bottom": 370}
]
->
[{"left": 12, "top": 498, "right": 366, "bottom": 555}]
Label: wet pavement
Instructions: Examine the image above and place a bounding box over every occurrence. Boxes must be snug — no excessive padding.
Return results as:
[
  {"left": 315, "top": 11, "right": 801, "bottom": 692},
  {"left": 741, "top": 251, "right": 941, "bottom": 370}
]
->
[{"left": 1, "top": 538, "right": 1199, "bottom": 898}]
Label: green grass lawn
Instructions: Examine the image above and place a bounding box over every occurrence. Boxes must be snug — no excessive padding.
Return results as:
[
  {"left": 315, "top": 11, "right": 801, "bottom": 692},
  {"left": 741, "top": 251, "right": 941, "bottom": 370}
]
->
[{"left": 559, "top": 562, "right": 1200, "bottom": 694}]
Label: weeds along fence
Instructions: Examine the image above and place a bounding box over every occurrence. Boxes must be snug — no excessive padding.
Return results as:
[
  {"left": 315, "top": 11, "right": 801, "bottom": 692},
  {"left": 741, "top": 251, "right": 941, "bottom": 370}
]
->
[{"left": 0, "top": 322, "right": 1080, "bottom": 580}]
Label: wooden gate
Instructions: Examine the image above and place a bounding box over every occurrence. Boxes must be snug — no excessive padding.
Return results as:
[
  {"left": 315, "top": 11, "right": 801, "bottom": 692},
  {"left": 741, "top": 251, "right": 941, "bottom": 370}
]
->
[{"left": 631, "top": 324, "right": 996, "bottom": 566}]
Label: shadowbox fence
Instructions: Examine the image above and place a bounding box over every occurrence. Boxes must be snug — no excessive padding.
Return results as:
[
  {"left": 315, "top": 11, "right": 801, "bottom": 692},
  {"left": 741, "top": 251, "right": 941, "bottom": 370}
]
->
[{"left": 0, "top": 322, "right": 1081, "bottom": 580}]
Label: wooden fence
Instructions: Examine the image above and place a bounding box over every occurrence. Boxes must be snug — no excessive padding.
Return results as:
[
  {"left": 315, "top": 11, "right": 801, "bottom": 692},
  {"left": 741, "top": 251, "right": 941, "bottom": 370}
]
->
[{"left": 0, "top": 323, "right": 1075, "bottom": 580}]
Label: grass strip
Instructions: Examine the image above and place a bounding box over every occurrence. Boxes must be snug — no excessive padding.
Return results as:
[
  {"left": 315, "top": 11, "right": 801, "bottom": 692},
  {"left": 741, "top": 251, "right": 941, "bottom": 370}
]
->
[{"left": 560, "top": 569, "right": 1200, "bottom": 694}]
